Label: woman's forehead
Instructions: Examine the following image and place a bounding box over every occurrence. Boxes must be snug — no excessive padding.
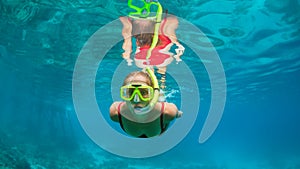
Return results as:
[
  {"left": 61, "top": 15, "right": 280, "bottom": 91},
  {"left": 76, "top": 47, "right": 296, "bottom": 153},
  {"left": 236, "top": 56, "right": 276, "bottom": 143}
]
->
[
  {"left": 127, "top": 74, "right": 149, "bottom": 84},
  {"left": 133, "top": 19, "right": 152, "bottom": 24}
]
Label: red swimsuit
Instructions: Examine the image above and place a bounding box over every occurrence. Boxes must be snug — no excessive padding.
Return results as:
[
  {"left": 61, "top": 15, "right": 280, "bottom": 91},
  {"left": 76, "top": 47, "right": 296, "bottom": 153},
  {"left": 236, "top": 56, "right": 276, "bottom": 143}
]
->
[{"left": 131, "top": 17, "right": 173, "bottom": 66}]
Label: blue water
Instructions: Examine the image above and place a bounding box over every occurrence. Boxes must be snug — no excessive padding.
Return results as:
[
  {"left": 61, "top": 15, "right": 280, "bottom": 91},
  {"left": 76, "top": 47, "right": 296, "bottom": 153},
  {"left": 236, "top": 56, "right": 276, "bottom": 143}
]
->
[{"left": 1, "top": 0, "right": 300, "bottom": 168}]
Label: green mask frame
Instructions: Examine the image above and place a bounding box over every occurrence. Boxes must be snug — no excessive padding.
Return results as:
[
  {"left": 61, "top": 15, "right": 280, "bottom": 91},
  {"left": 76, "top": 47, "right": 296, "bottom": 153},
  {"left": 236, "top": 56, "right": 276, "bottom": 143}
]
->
[
  {"left": 120, "top": 68, "right": 159, "bottom": 106},
  {"left": 120, "top": 83, "right": 154, "bottom": 102}
]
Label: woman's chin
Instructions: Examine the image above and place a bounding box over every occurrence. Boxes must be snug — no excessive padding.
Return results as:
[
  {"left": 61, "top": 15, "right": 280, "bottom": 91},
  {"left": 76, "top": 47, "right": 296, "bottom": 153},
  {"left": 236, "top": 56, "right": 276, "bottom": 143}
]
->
[{"left": 134, "top": 107, "right": 143, "bottom": 111}]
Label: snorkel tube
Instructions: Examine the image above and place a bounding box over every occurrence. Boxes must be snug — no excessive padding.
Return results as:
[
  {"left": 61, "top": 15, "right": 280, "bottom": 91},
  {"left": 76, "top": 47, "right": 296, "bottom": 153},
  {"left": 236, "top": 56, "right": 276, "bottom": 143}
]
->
[
  {"left": 145, "top": 67, "right": 159, "bottom": 108},
  {"left": 146, "top": 4, "right": 162, "bottom": 61},
  {"left": 127, "top": 0, "right": 163, "bottom": 61}
]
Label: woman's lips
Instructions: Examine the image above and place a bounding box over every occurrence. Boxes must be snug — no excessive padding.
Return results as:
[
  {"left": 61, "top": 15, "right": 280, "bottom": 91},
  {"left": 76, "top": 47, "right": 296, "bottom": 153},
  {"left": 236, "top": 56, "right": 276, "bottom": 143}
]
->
[
  {"left": 134, "top": 105, "right": 143, "bottom": 108},
  {"left": 133, "top": 104, "right": 145, "bottom": 108}
]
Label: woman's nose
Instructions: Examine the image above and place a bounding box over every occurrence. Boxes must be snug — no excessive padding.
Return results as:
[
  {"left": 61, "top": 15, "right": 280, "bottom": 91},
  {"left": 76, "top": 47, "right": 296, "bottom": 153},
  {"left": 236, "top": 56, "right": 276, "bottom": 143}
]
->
[{"left": 133, "top": 94, "right": 140, "bottom": 103}]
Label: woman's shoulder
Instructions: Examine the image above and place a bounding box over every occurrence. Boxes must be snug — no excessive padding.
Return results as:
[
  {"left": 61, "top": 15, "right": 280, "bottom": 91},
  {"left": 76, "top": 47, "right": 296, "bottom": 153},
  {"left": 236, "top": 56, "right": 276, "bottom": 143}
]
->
[
  {"left": 160, "top": 102, "right": 178, "bottom": 121},
  {"left": 120, "top": 16, "right": 132, "bottom": 26},
  {"left": 165, "top": 15, "right": 178, "bottom": 23},
  {"left": 161, "top": 16, "right": 179, "bottom": 34},
  {"left": 110, "top": 101, "right": 125, "bottom": 112},
  {"left": 110, "top": 101, "right": 125, "bottom": 122}
]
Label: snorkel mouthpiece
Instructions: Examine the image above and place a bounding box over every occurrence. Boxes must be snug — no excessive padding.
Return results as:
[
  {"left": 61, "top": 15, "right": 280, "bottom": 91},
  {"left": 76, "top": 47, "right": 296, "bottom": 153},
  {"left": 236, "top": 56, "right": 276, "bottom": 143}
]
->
[{"left": 142, "top": 9, "right": 147, "bottom": 15}]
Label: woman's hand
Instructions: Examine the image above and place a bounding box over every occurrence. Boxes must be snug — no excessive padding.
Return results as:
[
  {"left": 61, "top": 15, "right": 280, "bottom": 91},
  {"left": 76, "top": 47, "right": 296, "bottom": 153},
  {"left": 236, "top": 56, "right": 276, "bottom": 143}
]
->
[
  {"left": 174, "top": 43, "right": 185, "bottom": 63},
  {"left": 125, "top": 58, "right": 133, "bottom": 66}
]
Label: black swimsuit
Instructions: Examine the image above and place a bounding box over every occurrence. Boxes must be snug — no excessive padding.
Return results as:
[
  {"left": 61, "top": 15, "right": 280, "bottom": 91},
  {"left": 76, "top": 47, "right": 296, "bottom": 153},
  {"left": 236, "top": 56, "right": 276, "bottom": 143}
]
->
[{"left": 117, "top": 102, "right": 168, "bottom": 138}]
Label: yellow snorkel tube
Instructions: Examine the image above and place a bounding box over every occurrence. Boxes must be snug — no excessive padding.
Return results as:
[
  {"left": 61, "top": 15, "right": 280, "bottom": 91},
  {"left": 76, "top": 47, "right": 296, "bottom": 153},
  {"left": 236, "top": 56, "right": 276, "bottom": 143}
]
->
[
  {"left": 146, "top": 3, "right": 162, "bottom": 60},
  {"left": 145, "top": 67, "right": 160, "bottom": 107}
]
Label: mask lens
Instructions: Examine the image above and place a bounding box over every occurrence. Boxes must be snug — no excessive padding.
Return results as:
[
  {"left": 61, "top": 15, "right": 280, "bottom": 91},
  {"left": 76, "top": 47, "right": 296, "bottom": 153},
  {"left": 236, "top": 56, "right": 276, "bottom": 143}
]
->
[
  {"left": 121, "top": 86, "right": 135, "bottom": 100},
  {"left": 127, "top": 87, "right": 135, "bottom": 97},
  {"left": 138, "top": 87, "right": 151, "bottom": 99}
]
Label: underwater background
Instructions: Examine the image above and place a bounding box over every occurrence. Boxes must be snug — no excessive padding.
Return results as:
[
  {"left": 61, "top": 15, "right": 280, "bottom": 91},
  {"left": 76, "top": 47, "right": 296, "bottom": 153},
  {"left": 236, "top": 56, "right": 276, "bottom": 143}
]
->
[{"left": 1, "top": 0, "right": 300, "bottom": 168}]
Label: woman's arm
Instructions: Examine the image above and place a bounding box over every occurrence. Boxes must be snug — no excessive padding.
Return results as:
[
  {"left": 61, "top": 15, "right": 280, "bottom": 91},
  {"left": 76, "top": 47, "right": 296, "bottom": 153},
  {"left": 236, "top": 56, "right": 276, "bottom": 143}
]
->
[
  {"left": 110, "top": 102, "right": 122, "bottom": 122},
  {"left": 163, "top": 102, "right": 182, "bottom": 122},
  {"left": 120, "top": 17, "right": 133, "bottom": 65},
  {"left": 163, "top": 16, "right": 185, "bottom": 62},
  {"left": 162, "top": 16, "right": 179, "bottom": 44}
]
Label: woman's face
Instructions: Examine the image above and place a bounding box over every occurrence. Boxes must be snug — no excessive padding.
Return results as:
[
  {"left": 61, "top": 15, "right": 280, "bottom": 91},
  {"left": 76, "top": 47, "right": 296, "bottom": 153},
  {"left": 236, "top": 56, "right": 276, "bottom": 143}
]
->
[{"left": 127, "top": 74, "right": 151, "bottom": 108}]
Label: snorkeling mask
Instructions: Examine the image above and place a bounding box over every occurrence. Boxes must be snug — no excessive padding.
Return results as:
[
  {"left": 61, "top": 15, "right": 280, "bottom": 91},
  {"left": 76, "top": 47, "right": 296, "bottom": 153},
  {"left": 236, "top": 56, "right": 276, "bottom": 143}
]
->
[
  {"left": 128, "top": 0, "right": 162, "bottom": 19},
  {"left": 120, "top": 83, "right": 154, "bottom": 102},
  {"left": 120, "top": 68, "right": 160, "bottom": 115}
]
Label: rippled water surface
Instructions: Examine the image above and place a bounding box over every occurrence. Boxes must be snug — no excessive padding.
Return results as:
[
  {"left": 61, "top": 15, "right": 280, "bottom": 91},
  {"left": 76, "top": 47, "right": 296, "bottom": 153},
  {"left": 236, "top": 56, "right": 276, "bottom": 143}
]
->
[{"left": 0, "top": 0, "right": 300, "bottom": 168}]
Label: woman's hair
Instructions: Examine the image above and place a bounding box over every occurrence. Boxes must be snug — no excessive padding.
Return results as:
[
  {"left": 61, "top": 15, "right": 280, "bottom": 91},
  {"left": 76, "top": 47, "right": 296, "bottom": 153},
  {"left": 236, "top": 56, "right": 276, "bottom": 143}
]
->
[
  {"left": 123, "top": 71, "right": 153, "bottom": 87},
  {"left": 132, "top": 19, "right": 160, "bottom": 47}
]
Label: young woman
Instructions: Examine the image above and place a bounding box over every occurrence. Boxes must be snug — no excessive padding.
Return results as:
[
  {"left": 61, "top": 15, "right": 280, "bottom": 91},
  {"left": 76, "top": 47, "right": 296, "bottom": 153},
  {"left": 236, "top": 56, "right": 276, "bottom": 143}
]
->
[{"left": 109, "top": 69, "right": 182, "bottom": 138}]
